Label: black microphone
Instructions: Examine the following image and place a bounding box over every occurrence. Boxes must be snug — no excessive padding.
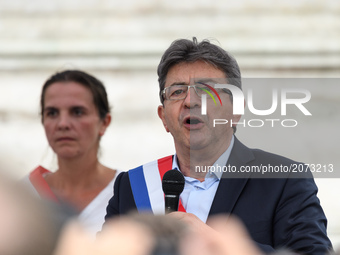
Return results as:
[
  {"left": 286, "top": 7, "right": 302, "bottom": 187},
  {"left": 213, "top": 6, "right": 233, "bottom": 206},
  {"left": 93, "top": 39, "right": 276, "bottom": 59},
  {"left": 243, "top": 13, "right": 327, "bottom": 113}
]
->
[{"left": 162, "top": 169, "right": 185, "bottom": 214}]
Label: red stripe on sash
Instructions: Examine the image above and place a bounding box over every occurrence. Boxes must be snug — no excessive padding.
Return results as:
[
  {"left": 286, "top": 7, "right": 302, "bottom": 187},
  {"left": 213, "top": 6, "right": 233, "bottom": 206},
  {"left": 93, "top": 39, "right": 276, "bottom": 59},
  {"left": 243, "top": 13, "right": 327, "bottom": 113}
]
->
[
  {"left": 157, "top": 155, "right": 173, "bottom": 179},
  {"left": 29, "top": 166, "right": 59, "bottom": 203},
  {"left": 157, "top": 156, "right": 186, "bottom": 212}
]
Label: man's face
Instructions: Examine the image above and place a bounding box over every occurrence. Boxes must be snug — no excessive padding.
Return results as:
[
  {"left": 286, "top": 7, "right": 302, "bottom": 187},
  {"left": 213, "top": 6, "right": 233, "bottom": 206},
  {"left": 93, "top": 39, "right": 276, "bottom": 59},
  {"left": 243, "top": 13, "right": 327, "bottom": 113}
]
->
[{"left": 158, "top": 60, "right": 241, "bottom": 153}]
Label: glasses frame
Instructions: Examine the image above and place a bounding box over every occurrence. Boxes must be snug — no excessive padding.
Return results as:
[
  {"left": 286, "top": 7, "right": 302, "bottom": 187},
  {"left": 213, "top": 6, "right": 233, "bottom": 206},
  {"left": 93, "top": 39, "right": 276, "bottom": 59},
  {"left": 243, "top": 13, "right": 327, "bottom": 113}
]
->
[{"left": 162, "top": 84, "right": 232, "bottom": 101}]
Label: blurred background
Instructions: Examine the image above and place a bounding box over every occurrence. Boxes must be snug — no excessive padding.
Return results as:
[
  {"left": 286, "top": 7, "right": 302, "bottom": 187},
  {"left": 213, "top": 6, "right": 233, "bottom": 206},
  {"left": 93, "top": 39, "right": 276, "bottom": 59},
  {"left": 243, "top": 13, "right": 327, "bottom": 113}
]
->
[{"left": 0, "top": 0, "right": 339, "bottom": 249}]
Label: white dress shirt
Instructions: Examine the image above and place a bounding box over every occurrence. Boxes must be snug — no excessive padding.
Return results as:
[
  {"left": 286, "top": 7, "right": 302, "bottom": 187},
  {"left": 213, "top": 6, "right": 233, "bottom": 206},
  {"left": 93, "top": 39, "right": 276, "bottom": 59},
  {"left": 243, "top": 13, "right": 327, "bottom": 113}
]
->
[{"left": 172, "top": 135, "right": 235, "bottom": 223}]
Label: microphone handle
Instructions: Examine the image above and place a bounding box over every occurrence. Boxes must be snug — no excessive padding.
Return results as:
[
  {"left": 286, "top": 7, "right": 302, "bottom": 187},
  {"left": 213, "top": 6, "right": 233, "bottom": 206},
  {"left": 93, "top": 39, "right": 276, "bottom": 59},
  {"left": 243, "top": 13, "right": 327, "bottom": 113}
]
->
[{"left": 164, "top": 194, "right": 179, "bottom": 214}]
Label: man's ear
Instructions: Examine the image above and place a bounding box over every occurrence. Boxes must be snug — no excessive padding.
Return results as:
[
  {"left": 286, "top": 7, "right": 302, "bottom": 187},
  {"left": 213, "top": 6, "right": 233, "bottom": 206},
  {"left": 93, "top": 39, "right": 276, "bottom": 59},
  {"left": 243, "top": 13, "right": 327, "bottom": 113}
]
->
[
  {"left": 231, "top": 99, "right": 245, "bottom": 129},
  {"left": 231, "top": 114, "right": 242, "bottom": 127},
  {"left": 157, "top": 105, "right": 170, "bottom": 133},
  {"left": 99, "top": 113, "right": 112, "bottom": 136}
]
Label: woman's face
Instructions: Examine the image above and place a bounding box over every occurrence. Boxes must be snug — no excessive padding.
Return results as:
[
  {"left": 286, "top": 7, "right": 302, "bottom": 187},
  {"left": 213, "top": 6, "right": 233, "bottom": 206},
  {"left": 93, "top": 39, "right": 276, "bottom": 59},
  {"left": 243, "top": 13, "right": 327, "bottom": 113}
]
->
[{"left": 42, "top": 81, "right": 110, "bottom": 160}]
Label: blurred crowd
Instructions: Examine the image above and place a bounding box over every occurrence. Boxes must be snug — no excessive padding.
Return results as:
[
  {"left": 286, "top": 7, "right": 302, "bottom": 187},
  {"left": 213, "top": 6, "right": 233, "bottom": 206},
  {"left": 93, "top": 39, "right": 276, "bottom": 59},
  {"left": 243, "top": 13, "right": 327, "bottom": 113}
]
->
[{"left": 1, "top": 171, "right": 338, "bottom": 255}]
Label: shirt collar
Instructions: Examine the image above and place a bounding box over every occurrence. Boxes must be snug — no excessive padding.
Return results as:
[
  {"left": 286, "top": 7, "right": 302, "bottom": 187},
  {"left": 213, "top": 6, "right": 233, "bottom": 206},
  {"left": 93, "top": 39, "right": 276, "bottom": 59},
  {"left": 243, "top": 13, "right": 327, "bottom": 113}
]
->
[{"left": 172, "top": 135, "right": 235, "bottom": 180}]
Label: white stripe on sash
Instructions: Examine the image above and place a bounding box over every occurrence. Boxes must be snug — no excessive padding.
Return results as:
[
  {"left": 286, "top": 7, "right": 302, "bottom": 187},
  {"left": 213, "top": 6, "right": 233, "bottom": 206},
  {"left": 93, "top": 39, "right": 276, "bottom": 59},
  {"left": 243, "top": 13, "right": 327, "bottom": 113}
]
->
[{"left": 143, "top": 161, "right": 165, "bottom": 214}]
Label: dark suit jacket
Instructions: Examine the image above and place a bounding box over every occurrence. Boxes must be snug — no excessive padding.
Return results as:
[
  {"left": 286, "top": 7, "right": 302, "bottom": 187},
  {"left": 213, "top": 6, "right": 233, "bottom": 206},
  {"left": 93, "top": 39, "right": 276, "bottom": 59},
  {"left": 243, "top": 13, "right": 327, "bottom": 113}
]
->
[{"left": 105, "top": 137, "right": 332, "bottom": 254}]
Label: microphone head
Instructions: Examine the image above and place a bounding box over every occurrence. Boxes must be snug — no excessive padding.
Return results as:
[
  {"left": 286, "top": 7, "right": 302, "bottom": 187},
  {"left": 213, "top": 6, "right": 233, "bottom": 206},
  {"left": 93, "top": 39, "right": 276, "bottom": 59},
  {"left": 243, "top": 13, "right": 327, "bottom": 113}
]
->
[{"left": 162, "top": 169, "right": 185, "bottom": 195}]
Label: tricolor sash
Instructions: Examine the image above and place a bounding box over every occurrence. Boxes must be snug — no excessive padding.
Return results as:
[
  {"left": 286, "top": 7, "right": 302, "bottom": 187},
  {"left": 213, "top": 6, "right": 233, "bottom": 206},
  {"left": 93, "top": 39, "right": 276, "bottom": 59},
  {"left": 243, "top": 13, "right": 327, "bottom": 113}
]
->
[
  {"left": 128, "top": 155, "right": 185, "bottom": 214},
  {"left": 29, "top": 166, "right": 59, "bottom": 202}
]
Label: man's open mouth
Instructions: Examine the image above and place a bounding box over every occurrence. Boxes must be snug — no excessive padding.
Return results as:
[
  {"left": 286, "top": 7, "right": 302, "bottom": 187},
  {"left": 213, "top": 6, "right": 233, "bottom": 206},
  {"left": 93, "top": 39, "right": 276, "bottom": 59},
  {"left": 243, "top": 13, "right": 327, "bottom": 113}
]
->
[{"left": 184, "top": 117, "right": 203, "bottom": 125}]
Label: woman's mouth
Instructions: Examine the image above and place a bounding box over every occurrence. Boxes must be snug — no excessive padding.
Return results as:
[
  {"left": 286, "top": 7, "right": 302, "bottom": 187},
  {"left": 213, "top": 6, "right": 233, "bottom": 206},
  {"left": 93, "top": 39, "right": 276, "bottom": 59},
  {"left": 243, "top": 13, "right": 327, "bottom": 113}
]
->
[{"left": 56, "top": 137, "right": 75, "bottom": 142}]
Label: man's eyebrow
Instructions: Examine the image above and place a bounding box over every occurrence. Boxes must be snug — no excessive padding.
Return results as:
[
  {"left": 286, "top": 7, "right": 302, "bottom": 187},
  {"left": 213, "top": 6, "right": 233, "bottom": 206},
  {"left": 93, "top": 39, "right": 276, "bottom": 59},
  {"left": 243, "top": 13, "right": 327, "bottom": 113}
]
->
[
  {"left": 169, "top": 82, "right": 189, "bottom": 86},
  {"left": 194, "top": 78, "right": 222, "bottom": 84}
]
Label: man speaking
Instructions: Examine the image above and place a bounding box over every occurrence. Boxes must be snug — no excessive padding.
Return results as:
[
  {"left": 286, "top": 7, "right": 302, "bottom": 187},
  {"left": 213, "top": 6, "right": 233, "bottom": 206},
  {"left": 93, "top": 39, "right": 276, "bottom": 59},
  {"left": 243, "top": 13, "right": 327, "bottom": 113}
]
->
[{"left": 104, "top": 38, "right": 332, "bottom": 254}]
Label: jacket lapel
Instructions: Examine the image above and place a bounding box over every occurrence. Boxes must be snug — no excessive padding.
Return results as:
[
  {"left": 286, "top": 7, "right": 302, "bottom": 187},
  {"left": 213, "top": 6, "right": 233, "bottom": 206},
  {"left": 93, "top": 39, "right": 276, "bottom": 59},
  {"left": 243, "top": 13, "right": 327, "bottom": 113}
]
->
[{"left": 209, "top": 137, "right": 254, "bottom": 216}]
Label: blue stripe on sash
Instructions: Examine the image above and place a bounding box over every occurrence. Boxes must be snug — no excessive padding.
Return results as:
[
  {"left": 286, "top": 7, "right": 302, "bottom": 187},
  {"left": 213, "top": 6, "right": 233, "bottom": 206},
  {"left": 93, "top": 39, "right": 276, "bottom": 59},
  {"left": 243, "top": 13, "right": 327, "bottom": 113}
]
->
[{"left": 128, "top": 165, "right": 152, "bottom": 212}]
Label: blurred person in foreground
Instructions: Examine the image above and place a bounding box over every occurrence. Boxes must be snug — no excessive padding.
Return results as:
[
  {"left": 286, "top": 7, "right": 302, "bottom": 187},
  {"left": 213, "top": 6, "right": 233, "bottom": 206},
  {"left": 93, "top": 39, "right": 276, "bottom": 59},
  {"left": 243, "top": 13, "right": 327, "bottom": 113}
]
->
[
  {"left": 105, "top": 38, "right": 332, "bottom": 254},
  {"left": 55, "top": 213, "right": 267, "bottom": 255},
  {"left": 22, "top": 70, "right": 120, "bottom": 236},
  {"left": 0, "top": 171, "right": 71, "bottom": 255},
  {"left": 57, "top": 214, "right": 339, "bottom": 255}
]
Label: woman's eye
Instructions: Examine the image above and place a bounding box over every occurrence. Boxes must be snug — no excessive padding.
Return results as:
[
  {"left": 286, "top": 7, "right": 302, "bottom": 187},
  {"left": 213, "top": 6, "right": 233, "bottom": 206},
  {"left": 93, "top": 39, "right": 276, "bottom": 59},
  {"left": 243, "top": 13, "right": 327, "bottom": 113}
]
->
[
  {"left": 72, "top": 107, "right": 84, "bottom": 116},
  {"left": 46, "top": 109, "right": 57, "bottom": 117}
]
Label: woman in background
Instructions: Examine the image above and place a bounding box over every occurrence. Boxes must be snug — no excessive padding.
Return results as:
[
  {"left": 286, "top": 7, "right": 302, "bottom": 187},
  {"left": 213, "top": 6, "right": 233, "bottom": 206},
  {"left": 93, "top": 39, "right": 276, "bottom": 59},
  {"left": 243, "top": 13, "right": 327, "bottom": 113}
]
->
[{"left": 23, "top": 70, "right": 118, "bottom": 236}]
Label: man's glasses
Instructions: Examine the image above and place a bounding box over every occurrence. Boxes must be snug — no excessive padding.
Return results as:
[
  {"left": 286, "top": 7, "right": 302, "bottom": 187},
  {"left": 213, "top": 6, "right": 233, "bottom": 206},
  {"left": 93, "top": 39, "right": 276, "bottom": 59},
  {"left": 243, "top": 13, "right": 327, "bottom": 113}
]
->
[{"left": 162, "top": 83, "right": 232, "bottom": 101}]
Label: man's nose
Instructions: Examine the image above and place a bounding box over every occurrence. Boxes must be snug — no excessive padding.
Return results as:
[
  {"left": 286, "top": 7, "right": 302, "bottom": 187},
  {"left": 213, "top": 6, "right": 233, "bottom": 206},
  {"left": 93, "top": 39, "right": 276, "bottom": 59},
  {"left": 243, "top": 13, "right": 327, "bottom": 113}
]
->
[{"left": 183, "top": 86, "right": 201, "bottom": 108}]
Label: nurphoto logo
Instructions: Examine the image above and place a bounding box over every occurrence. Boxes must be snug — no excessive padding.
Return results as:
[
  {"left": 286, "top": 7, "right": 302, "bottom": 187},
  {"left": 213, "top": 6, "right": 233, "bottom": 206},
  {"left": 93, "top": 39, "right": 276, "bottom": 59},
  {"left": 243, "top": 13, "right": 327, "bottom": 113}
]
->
[{"left": 200, "top": 84, "right": 312, "bottom": 128}]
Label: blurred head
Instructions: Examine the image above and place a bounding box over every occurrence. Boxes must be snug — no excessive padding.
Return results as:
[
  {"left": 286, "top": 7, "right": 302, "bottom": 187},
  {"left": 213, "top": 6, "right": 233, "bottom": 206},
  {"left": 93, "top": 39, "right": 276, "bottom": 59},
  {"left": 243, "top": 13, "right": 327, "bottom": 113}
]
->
[
  {"left": 40, "top": 70, "right": 111, "bottom": 159},
  {"left": 0, "top": 173, "right": 71, "bottom": 255},
  {"left": 66, "top": 213, "right": 190, "bottom": 255},
  {"left": 127, "top": 214, "right": 189, "bottom": 255},
  {"left": 157, "top": 37, "right": 242, "bottom": 105}
]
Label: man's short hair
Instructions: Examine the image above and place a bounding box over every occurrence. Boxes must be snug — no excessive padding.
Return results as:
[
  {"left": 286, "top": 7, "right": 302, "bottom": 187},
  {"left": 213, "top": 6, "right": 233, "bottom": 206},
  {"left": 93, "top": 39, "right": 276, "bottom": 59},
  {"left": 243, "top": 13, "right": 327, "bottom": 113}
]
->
[{"left": 157, "top": 37, "right": 242, "bottom": 104}]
